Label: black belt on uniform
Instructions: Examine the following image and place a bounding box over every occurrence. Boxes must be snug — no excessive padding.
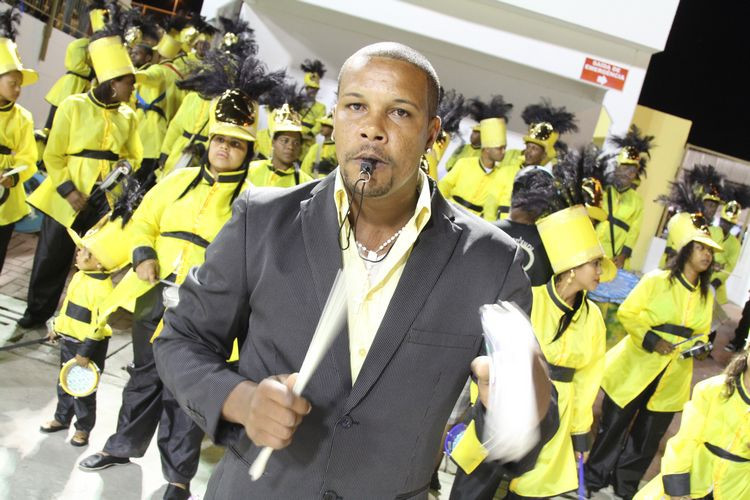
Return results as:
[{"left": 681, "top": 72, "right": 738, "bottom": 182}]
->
[
  {"left": 547, "top": 363, "right": 575, "bottom": 383},
  {"left": 652, "top": 324, "right": 694, "bottom": 339},
  {"left": 161, "top": 231, "right": 211, "bottom": 248},
  {"left": 66, "top": 69, "right": 94, "bottom": 80},
  {"left": 301, "top": 121, "right": 314, "bottom": 128},
  {"left": 182, "top": 131, "right": 208, "bottom": 142},
  {"left": 65, "top": 301, "right": 92, "bottom": 324},
  {"left": 0, "top": 145, "right": 10, "bottom": 155},
  {"left": 453, "top": 195, "right": 483, "bottom": 213},
  {"left": 70, "top": 149, "right": 119, "bottom": 161},
  {"left": 608, "top": 215, "right": 630, "bottom": 232},
  {"left": 704, "top": 442, "right": 750, "bottom": 463}
]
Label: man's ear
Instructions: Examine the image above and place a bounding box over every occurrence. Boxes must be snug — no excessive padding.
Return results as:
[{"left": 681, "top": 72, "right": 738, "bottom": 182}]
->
[{"left": 425, "top": 115, "right": 441, "bottom": 151}]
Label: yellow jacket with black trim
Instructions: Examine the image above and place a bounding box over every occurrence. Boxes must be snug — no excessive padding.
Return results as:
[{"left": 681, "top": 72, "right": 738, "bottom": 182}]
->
[
  {"left": 596, "top": 186, "right": 643, "bottom": 261},
  {"left": 300, "top": 140, "right": 336, "bottom": 178},
  {"left": 27, "top": 92, "right": 143, "bottom": 228},
  {"left": 254, "top": 128, "right": 271, "bottom": 160},
  {"left": 299, "top": 100, "right": 326, "bottom": 140},
  {"left": 635, "top": 374, "right": 750, "bottom": 500},
  {"left": 0, "top": 101, "right": 38, "bottom": 225},
  {"left": 444, "top": 143, "right": 480, "bottom": 172},
  {"left": 510, "top": 281, "right": 606, "bottom": 497},
  {"left": 602, "top": 269, "right": 713, "bottom": 412},
  {"left": 709, "top": 226, "right": 740, "bottom": 304},
  {"left": 54, "top": 270, "right": 113, "bottom": 349},
  {"left": 134, "top": 63, "right": 181, "bottom": 159},
  {"left": 248, "top": 159, "right": 313, "bottom": 188},
  {"left": 45, "top": 38, "right": 92, "bottom": 107},
  {"left": 437, "top": 156, "right": 514, "bottom": 222},
  {"left": 159, "top": 91, "right": 213, "bottom": 179}
]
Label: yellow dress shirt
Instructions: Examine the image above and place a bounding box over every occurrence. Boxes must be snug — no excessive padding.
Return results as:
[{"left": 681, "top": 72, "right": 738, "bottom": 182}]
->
[{"left": 334, "top": 169, "right": 432, "bottom": 382}]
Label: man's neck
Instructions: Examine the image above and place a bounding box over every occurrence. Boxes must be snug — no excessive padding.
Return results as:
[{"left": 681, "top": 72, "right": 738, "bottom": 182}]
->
[
  {"left": 479, "top": 152, "right": 494, "bottom": 171},
  {"left": 272, "top": 156, "right": 294, "bottom": 171},
  {"left": 0, "top": 99, "right": 10, "bottom": 107}
]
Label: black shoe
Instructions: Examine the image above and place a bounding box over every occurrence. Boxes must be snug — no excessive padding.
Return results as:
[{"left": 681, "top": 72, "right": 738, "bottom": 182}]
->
[
  {"left": 724, "top": 342, "right": 740, "bottom": 353},
  {"left": 164, "top": 483, "right": 191, "bottom": 500},
  {"left": 429, "top": 469, "right": 441, "bottom": 492},
  {"left": 78, "top": 453, "right": 130, "bottom": 471},
  {"left": 16, "top": 312, "right": 46, "bottom": 330}
]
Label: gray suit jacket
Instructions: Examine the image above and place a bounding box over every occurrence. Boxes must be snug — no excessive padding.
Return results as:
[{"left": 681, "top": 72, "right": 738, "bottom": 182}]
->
[{"left": 154, "top": 174, "right": 531, "bottom": 499}]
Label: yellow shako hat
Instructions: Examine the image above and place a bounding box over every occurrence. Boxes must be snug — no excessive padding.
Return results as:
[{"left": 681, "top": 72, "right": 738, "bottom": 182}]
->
[
  {"left": 479, "top": 118, "right": 506, "bottom": 148},
  {"left": 89, "top": 36, "right": 141, "bottom": 83},
  {"left": 272, "top": 103, "right": 303, "bottom": 135},
  {"left": 89, "top": 9, "right": 108, "bottom": 32},
  {"left": 521, "top": 99, "right": 579, "bottom": 163},
  {"left": 155, "top": 32, "right": 181, "bottom": 59},
  {"left": 609, "top": 124, "right": 655, "bottom": 174},
  {"left": 300, "top": 59, "right": 326, "bottom": 89},
  {"left": 67, "top": 217, "right": 131, "bottom": 272},
  {"left": 666, "top": 212, "right": 722, "bottom": 253},
  {"left": 467, "top": 94, "right": 512, "bottom": 138},
  {"left": 209, "top": 89, "right": 257, "bottom": 143},
  {"left": 0, "top": 6, "right": 39, "bottom": 85},
  {"left": 537, "top": 206, "right": 616, "bottom": 282}
]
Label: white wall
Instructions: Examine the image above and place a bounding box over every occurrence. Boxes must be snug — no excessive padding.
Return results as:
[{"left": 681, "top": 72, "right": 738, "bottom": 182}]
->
[{"left": 8, "top": 10, "right": 75, "bottom": 127}]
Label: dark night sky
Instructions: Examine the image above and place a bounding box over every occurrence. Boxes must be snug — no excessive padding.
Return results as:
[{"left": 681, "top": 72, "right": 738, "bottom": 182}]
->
[{"left": 638, "top": 1, "right": 750, "bottom": 162}]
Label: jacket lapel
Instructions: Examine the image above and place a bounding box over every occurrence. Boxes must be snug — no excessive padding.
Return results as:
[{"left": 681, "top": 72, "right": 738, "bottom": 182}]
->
[
  {"left": 344, "top": 186, "right": 462, "bottom": 412},
  {"left": 299, "top": 175, "right": 351, "bottom": 388}
]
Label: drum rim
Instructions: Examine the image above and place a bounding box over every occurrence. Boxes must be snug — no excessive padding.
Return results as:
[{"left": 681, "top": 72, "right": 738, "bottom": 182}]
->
[{"left": 59, "top": 359, "right": 101, "bottom": 397}]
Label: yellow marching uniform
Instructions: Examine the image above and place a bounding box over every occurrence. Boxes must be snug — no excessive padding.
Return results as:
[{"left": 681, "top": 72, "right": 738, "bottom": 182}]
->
[
  {"left": 300, "top": 139, "right": 336, "bottom": 178},
  {"left": 444, "top": 143, "right": 480, "bottom": 172},
  {"left": 26, "top": 91, "right": 143, "bottom": 228},
  {"left": 0, "top": 100, "right": 38, "bottom": 226},
  {"left": 596, "top": 186, "right": 643, "bottom": 264},
  {"left": 55, "top": 270, "right": 114, "bottom": 343},
  {"left": 248, "top": 158, "right": 313, "bottom": 187},
  {"left": 133, "top": 62, "right": 181, "bottom": 166},
  {"left": 487, "top": 149, "right": 524, "bottom": 220},
  {"left": 159, "top": 91, "right": 214, "bottom": 179},
  {"left": 709, "top": 227, "right": 740, "bottom": 306},
  {"left": 44, "top": 38, "right": 92, "bottom": 108},
  {"left": 254, "top": 127, "right": 272, "bottom": 160},
  {"left": 299, "top": 100, "right": 326, "bottom": 146},
  {"left": 438, "top": 157, "right": 508, "bottom": 221},
  {"left": 509, "top": 281, "right": 606, "bottom": 497},
  {"left": 635, "top": 374, "right": 750, "bottom": 500}
]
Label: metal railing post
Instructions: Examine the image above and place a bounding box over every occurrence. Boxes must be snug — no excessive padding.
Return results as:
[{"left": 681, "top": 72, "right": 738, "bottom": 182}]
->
[{"left": 38, "top": 0, "right": 61, "bottom": 61}]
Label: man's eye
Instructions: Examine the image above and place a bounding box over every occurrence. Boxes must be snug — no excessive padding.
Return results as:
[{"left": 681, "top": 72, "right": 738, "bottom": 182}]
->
[
  {"left": 347, "top": 103, "right": 363, "bottom": 111},
  {"left": 393, "top": 108, "right": 410, "bottom": 118}
]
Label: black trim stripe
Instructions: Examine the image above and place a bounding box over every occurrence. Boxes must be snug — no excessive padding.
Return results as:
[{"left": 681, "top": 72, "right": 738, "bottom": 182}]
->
[
  {"left": 676, "top": 273, "right": 697, "bottom": 292},
  {"left": 84, "top": 272, "right": 111, "bottom": 280},
  {"left": 608, "top": 215, "right": 630, "bottom": 232},
  {"left": 547, "top": 363, "right": 575, "bottom": 382},
  {"left": 87, "top": 91, "right": 120, "bottom": 110},
  {"left": 65, "top": 301, "right": 92, "bottom": 324},
  {"left": 161, "top": 231, "right": 211, "bottom": 248},
  {"left": 652, "top": 324, "right": 694, "bottom": 339},
  {"left": 182, "top": 131, "right": 208, "bottom": 142},
  {"left": 0, "top": 145, "right": 11, "bottom": 155},
  {"left": 453, "top": 195, "right": 483, "bottom": 213},
  {"left": 704, "top": 442, "right": 750, "bottom": 463},
  {"left": 66, "top": 69, "right": 94, "bottom": 80},
  {"left": 70, "top": 149, "right": 119, "bottom": 161},
  {"left": 546, "top": 280, "right": 572, "bottom": 313},
  {"left": 200, "top": 168, "right": 248, "bottom": 185}
]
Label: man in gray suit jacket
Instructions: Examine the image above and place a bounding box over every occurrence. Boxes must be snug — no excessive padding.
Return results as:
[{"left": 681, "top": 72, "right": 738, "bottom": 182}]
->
[{"left": 154, "top": 42, "right": 549, "bottom": 499}]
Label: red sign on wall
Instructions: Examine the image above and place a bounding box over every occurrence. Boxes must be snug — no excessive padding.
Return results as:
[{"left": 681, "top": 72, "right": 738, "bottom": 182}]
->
[{"left": 580, "top": 58, "right": 628, "bottom": 91}]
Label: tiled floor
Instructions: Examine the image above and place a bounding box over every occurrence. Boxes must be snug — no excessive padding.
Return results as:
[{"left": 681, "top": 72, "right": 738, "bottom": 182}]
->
[{"left": 0, "top": 230, "right": 743, "bottom": 499}]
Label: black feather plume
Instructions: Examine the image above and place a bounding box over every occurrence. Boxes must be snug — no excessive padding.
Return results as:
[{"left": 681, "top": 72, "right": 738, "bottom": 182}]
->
[
  {"left": 550, "top": 147, "right": 588, "bottom": 210},
  {"left": 685, "top": 164, "right": 724, "bottom": 198},
  {"left": 300, "top": 59, "right": 326, "bottom": 78},
  {"left": 437, "top": 88, "right": 467, "bottom": 134},
  {"left": 178, "top": 54, "right": 284, "bottom": 101},
  {"left": 86, "top": 0, "right": 108, "bottom": 12},
  {"left": 467, "top": 95, "right": 513, "bottom": 122},
  {"left": 581, "top": 143, "right": 616, "bottom": 188},
  {"left": 656, "top": 177, "right": 705, "bottom": 215},
  {"left": 0, "top": 3, "right": 21, "bottom": 41},
  {"left": 218, "top": 16, "right": 257, "bottom": 57},
  {"left": 259, "top": 80, "right": 307, "bottom": 112},
  {"left": 725, "top": 183, "right": 750, "bottom": 208},
  {"left": 109, "top": 177, "right": 147, "bottom": 227},
  {"left": 521, "top": 98, "right": 579, "bottom": 134},
  {"left": 510, "top": 168, "right": 558, "bottom": 218}
]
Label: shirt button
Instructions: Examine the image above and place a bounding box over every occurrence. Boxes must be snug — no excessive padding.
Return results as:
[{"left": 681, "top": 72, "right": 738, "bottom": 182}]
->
[
  {"left": 339, "top": 415, "right": 353, "bottom": 429},
  {"left": 322, "top": 491, "right": 339, "bottom": 500},
  {"left": 358, "top": 348, "right": 367, "bottom": 357}
]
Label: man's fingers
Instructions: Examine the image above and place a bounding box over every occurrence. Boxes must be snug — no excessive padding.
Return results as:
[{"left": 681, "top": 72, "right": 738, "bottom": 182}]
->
[
  {"left": 471, "top": 356, "right": 491, "bottom": 384},
  {"left": 259, "top": 378, "right": 311, "bottom": 416},
  {"left": 250, "top": 429, "right": 292, "bottom": 450}
]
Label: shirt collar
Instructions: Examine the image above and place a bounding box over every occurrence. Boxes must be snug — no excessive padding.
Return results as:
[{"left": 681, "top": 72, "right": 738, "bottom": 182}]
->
[
  {"left": 201, "top": 166, "right": 248, "bottom": 185},
  {"left": 676, "top": 272, "right": 697, "bottom": 292},
  {"left": 88, "top": 91, "right": 121, "bottom": 110},
  {"left": 334, "top": 168, "right": 432, "bottom": 236},
  {"left": 0, "top": 101, "right": 14, "bottom": 112},
  {"left": 546, "top": 279, "right": 573, "bottom": 313}
]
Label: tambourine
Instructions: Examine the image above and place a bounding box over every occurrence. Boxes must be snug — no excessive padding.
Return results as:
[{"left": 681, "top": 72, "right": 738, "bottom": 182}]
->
[{"left": 59, "top": 359, "right": 101, "bottom": 397}]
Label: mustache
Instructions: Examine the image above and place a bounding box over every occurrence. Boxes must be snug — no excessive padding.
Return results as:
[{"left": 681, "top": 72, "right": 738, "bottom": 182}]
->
[{"left": 344, "top": 148, "right": 392, "bottom": 164}]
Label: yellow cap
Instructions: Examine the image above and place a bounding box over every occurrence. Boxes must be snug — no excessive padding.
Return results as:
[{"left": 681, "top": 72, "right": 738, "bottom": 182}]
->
[
  {"left": 479, "top": 117, "right": 506, "bottom": 148},
  {"left": 0, "top": 38, "right": 38, "bottom": 86},
  {"left": 666, "top": 211, "right": 723, "bottom": 253},
  {"left": 155, "top": 33, "right": 181, "bottom": 59},
  {"left": 179, "top": 26, "right": 199, "bottom": 52},
  {"left": 304, "top": 71, "right": 320, "bottom": 89},
  {"left": 89, "top": 9, "right": 107, "bottom": 33},
  {"left": 523, "top": 122, "right": 559, "bottom": 161},
  {"left": 537, "top": 205, "right": 617, "bottom": 282},
  {"left": 67, "top": 216, "right": 131, "bottom": 272},
  {"left": 272, "top": 103, "right": 303, "bottom": 135},
  {"left": 208, "top": 89, "right": 257, "bottom": 143},
  {"left": 316, "top": 112, "right": 333, "bottom": 128},
  {"left": 721, "top": 200, "right": 740, "bottom": 224},
  {"left": 89, "top": 36, "right": 138, "bottom": 83}
]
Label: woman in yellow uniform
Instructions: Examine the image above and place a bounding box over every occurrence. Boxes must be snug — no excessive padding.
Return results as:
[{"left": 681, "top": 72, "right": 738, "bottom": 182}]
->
[
  {"left": 20, "top": 34, "right": 142, "bottom": 330},
  {"left": 78, "top": 80, "right": 273, "bottom": 500},
  {"left": 300, "top": 112, "right": 337, "bottom": 178},
  {"left": 0, "top": 6, "right": 38, "bottom": 273},
  {"left": 635, "top": 347, "right": 750, "bottom": 500},
  {"left": 585, "top": 206, "right": 722, "bottom": 499}
]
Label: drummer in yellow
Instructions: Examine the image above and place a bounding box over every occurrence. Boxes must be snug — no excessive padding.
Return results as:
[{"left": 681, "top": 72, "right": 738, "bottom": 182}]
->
[
  {"left": 248, "top": 103, "right": 313, "bottom": 187},
  {"left": 438, "top": 117, "right": 508, "bottom": 221},
  {"left": 597, "top": 125, "right": 653, "bottom": 269},
  {"left": 444, "top": 124, "right": 480, "bottom": 173},
  {"left": 635, "top": 347, "right": 750, "bottom": 500},
  {"left": 0, "top": 9, "right": 38, "bottom": 273},
  {"left": 300, "top": 112, "right": 336, "bottom": 178},
  {"left": 21, "top": 35, "right": 142, "bottom": 330},
  {"left": 298, "top": 59, "right": 328, "bottom": 157},
  {"left": 39, "top": 219, "right": 130, "bottom": 448},
  {"left": 709, "top": 201, "right": 741, "bottom": 305},
  {"left": 585, "top": 211, "right": 722, "bottom": 499},
  {"left": 43, "top": 4, "right": 106, "bottom": 128}
]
